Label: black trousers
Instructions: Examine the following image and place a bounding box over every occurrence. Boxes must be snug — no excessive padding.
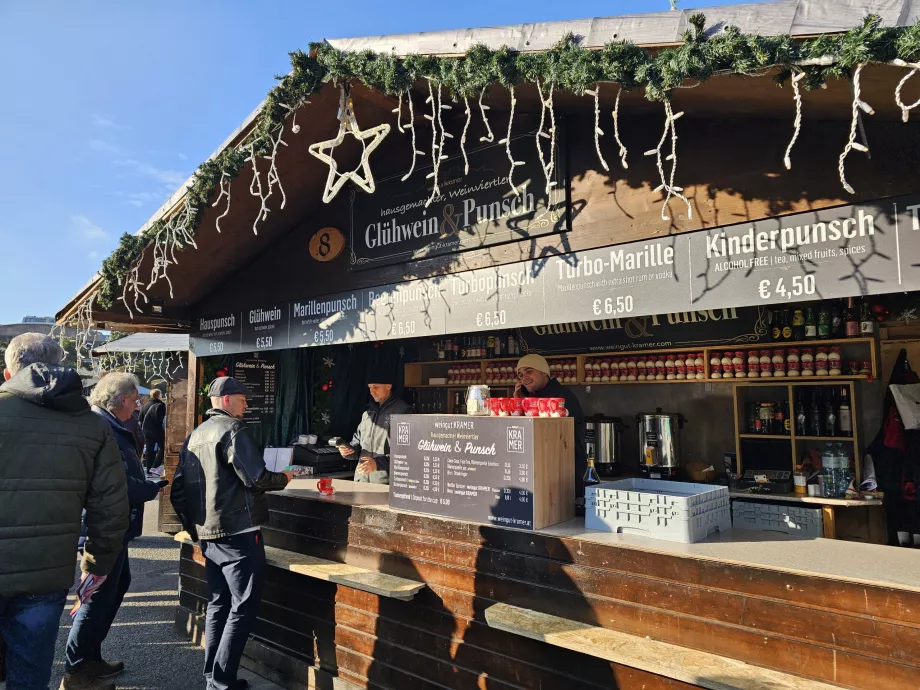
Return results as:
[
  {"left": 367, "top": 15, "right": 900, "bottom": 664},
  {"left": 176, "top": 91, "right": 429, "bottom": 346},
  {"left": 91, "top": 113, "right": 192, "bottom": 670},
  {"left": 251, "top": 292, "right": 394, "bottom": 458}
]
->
[
  {"left": 200, "top": 531, "right": 265, "bottom": 690},
  {"left": 143, "top": 432, "right": 164, "bottom": 470}
]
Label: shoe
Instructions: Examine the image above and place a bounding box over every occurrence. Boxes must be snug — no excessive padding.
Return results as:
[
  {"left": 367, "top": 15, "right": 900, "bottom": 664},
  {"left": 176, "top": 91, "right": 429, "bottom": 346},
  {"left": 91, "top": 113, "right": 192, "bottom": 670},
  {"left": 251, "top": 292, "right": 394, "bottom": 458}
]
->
[
  {"left": 59, "top": 669, "right": 116, "bottom": 690},
  {"left": 84, "top": 659, "right": 125, "bottom": 679},
  {"left": 233, "top": 681, "right": 250, "bottom": 690}
]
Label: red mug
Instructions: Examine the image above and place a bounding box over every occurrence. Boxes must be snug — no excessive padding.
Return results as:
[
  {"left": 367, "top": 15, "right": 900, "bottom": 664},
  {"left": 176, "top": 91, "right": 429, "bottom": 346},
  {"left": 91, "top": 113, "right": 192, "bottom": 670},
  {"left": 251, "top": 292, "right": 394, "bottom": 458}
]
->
[
  {"left": 510, "top": 398, "right": 524, "bottom": 416},
  {"left": 316, "top": 477, "right": 334, "bottom": 496},
  {"left": 537, "top": 397, "right": 567, "bottom": 417},
  {"left": 522, "top": 398, "right": 541, "bottom": 417},
  {"left": 489, "top": 398, "right": 504, "bottom": 416}
]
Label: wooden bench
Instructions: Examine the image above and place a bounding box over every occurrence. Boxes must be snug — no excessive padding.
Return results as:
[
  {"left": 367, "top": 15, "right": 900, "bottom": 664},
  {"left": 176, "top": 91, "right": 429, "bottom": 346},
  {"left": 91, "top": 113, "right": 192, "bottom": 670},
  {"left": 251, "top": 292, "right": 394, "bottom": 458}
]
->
[
  {"left": 485, "top": 603, "right": 845, "bottom": 690},
  {"left": 174, "top": 532, "right": 425, "bottom": 600}
]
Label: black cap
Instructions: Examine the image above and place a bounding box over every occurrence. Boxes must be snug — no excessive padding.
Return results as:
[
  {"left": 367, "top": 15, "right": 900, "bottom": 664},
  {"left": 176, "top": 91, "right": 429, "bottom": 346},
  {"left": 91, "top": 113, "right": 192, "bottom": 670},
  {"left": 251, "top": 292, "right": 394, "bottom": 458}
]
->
[
  {"left": 365, "top": 366, "right": 395, "bottom": 386},
  {"left": 208, "top": 377, "right": 249, "bottom": 397}
]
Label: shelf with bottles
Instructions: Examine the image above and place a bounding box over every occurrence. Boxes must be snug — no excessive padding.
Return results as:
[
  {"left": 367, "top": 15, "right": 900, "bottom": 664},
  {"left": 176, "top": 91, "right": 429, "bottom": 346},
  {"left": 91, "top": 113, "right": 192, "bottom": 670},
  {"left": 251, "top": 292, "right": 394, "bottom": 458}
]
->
[{"left": 584, "top": 352, "right": 707, "bottom": 383}]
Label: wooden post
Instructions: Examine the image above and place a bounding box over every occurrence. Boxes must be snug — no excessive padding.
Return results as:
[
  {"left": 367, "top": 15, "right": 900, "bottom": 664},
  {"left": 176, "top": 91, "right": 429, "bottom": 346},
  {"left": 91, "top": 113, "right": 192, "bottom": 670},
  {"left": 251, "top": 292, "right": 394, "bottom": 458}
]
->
[
  {"left": 158, "top": 352, "right": 198, "bottom": 533},
  {"left": 822, "top": 505, "right": 836, "bottom": 539}
]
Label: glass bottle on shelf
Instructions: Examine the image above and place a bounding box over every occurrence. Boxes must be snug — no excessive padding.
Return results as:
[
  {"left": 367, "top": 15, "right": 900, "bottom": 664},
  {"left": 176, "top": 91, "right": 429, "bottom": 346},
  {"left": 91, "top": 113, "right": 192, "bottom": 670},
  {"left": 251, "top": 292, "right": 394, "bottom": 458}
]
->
[
  {"left": 808, "top": 390, "right": 823, "bottom": 437},
  {"left": 817, "top": 303, "right": 831, "bottom": 339},
  {"left": 781, "top": 309, "right": 793, "bottom": 342},
  {"left": 805, "top": 307, "right": 817, "bottom": 340},
  {"left": 793, "top": 465, "right": 807, "bottom": 495},
  {"left": 845, "top": 298, "right": 860, "bottom": 338},
  {"left": 859, "top": 298, "right": 876, "bottom": 336},
  {"left": 831, "top": 300, "right": 844, "bottom": 338},
  {"left": 437, "top": 340, "right": 445, "bottom": 361},
  {"left": 583, "top": 458, "right": 601, "bottom": 487},
  {"left": 795, "top": 398, "right": 807, "bottom": 436},
  {"left": 839, "top": 387, "right": 852, "bottom": 436},
  {"left": 825, "top": 392, "right": 837, "bottom": 437},
  {"left": 792, "top": 309, "right": 806, "bottom": 341}
]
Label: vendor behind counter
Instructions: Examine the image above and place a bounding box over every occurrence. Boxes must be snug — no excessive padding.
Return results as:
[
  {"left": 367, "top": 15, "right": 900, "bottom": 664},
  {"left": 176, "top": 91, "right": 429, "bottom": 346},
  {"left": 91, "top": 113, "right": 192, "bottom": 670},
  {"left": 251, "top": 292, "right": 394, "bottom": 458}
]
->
[{"left": 514, "top": 354, "right": 587, "bottom": 501}]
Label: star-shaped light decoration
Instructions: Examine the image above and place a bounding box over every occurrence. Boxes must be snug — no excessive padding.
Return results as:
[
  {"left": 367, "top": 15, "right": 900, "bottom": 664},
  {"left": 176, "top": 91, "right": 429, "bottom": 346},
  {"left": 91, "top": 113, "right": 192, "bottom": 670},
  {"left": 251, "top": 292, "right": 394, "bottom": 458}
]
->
[
  {"left": 323, "top": 357, "right": 335, "bottom": 368},
  {"left": 321, "top": 412, "right": 331, "bottom": 425},
  {"left": 309, "top": 83, "right": 390, "bottom": 203}
]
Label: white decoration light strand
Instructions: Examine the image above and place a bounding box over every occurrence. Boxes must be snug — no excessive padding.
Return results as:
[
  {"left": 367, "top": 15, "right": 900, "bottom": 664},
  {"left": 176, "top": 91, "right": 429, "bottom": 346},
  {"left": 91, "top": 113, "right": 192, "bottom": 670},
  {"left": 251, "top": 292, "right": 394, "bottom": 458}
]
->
[
  {"left": 392, "top": 91, "right": 405, "bottom": 133},
  {"left": 535, "top": 79, "right": 557, "bottom": 195},
  {"left": 146, "top": 196, "right": 198, "bottom": 299},
  {"left": 248, "top": 142, "right": 268, "bottom": 235},
  {"left": 478, "top": 89, "right": 494, "bottom": 143},
  {"left": 585, "top": 84, "right": 609, "bottom": 172},
  {"left": 399, "top": 90, "right": 424, "bottom": 182},
  {"left": 895, "top": 67, "right": 920, "bottom": 122},
  {"left": 644, "top": 100, "right": 691, "bottom": 222},
  {"left": 784, "top": 71, "right": 806, "bottom": 170},
  {"left": 424, "top": 79, "right": 450, "bottom": 207},
  {"left": 612, "top": 87, "right": 629, "bottom": 170},
  {"left": 460, "top": 95, "right": 471, "bottom": 175},
  {"left": 498, "top": 85, "right": 524, "bottom": 196},
  {"left": 120, "top": 264, "right": 148, "bottom": 319},
  {"left": 211, "top": 172, "right": 232, "bottom": 233},
  {"left": 264, "top": 124, "right": 289, "bottom": 212},
  {"left": 838, "top": 63, "right": 873, "bottom": 195}
]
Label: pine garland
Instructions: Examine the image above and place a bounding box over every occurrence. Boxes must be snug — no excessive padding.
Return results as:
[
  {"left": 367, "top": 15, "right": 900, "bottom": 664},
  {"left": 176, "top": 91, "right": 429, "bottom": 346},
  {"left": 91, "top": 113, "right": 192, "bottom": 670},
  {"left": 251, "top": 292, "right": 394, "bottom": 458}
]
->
[{"left": 94, "top": 14, "right": 920, "bottom": 310}]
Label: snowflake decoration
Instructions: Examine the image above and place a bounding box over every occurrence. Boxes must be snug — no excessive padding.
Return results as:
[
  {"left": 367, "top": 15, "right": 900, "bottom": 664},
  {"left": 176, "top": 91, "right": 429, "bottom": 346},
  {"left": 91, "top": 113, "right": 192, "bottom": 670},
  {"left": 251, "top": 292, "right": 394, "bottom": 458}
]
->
[
  {"left": 399, "top": 346, "right": 405, "bottom": 358},
  {"left": 323, "top": 357, "right": 335, "bottom": 368},
  {"left": 321, "top": 412, "right": 331, "bottom": 425},
  {"left": 897, "top": 308, "right": 919, "bottom": 323}
]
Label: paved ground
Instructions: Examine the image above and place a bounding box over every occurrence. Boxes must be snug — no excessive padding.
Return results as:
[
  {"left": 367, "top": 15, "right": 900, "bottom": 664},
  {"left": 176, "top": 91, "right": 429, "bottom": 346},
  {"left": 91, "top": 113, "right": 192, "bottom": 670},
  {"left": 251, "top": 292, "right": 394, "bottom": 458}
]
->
[{"left": 2, "top": 505, "right": 281, "bottom": 690}]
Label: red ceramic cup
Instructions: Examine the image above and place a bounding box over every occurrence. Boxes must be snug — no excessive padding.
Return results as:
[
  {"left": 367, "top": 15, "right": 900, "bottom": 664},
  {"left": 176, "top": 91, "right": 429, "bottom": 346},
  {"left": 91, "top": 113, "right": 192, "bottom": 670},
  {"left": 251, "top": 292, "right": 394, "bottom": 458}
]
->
[
  {"left": 316, "top": 477, "right": 334, "bottom": 496},
  {"left": 523, "top": 398, "right": 541, "bottom": 417},
  {"left": 489, "top": 398, "right": 504, "bottom": 416},
  {"left": 510, "top": 398, "right": 524, "bottom": 416}
]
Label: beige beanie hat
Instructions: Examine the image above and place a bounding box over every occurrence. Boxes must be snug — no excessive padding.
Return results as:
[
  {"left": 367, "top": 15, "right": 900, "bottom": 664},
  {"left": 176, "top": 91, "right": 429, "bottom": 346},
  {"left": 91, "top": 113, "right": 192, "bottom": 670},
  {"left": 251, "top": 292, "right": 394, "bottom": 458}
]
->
[{"left": 516, "top": 353, "right": 551, "bottom": 376}]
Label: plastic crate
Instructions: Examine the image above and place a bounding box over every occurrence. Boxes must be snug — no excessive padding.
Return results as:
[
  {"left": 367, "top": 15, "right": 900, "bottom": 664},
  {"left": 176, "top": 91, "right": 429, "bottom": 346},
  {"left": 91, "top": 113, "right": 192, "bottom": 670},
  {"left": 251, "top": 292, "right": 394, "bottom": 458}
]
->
[
  {"left": 732, "top": 500, "right": 823, "bottom": 539},
  {"left": 585, "top": 478, "right": 731, "bottom": 543}
]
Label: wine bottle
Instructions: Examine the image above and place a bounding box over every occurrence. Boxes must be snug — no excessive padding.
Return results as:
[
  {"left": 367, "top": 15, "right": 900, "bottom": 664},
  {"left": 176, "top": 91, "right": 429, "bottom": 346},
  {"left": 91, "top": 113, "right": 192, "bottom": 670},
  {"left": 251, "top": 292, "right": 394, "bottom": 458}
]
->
[
  {"left": 805, "top": 307, "right": 817, "bottom": 340},
  {"left": 845, "top": 298, "right": 859, "bottom": 338},
  {"left": 839, "top": 387, "right": 852, "bottom": 435},
  {"left": 817, "top": 303, "right": 831, "bottom": 339},
  {"left": 859, "top": 298, "right": 876, "bottom": 336}
]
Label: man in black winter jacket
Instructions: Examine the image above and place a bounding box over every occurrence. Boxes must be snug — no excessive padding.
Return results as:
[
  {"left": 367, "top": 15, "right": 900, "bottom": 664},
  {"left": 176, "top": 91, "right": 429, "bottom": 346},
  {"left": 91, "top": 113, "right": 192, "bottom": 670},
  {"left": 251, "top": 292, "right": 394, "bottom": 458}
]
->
[
  {"left": 171, "top": 377, "right": 292, "bottom": 690},
  {"left": 139, "top": 389, "right": 166, "bottom": 471}
]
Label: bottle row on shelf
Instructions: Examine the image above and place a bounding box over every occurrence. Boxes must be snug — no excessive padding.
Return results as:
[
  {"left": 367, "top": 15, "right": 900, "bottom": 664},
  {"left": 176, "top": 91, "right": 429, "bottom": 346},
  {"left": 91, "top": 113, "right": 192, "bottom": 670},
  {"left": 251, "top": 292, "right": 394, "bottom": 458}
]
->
[
  {"left": 745, "top": 387, "right": 853, "bottom": 437},
  {"left": 770, "top": 297, "right": 876, "bottom": 342},
  {"left": 585, "top": 353, "right": 707, "bottom": 382},
  {"left": 713, "top": 348, "right": 870, "bottom": 379}
]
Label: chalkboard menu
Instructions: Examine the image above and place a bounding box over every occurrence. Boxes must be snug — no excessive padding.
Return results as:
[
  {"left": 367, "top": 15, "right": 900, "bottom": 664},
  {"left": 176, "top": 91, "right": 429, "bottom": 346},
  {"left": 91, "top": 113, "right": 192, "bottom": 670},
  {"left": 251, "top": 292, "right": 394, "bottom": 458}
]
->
[
  {"left": 232, "top": 356, "right": 277, "bottom": 440},
  {"left": 388, "top": 414, "right": 536, "bottom": 530}
]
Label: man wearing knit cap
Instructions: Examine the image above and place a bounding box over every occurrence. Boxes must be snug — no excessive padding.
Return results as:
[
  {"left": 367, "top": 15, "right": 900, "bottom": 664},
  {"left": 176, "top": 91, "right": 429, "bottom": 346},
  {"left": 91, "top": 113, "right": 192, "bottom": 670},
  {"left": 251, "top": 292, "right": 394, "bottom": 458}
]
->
[
  {"left": 337, "top": 365, "right": 413, "bottom": 484},
  {"left": 515, "top": 354, "right": 587, "bottom": 505}
]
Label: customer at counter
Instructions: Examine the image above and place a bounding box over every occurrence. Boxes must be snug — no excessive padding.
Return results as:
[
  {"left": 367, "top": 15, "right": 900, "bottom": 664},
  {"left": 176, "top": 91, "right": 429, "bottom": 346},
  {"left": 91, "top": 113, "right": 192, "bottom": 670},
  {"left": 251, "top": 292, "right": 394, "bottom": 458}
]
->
[
  {"left": 514, "top": 354, "right": 587, "bottom": 502},
  {"left": 338, "top": 369, "right": 413, "bottom": 484}
]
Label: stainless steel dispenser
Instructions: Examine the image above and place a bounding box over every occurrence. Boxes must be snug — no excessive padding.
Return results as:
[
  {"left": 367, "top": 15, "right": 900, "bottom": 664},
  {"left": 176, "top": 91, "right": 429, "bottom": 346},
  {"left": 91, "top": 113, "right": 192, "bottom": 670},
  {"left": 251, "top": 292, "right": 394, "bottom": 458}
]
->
[{"left": 636, "top": 408, "right": 684, "bottom": 480}]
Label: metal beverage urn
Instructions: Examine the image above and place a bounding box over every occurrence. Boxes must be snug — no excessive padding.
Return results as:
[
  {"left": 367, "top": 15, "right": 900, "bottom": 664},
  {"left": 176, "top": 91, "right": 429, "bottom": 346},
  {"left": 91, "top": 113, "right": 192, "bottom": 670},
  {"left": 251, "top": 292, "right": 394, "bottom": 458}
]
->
[
  {"left": 585, "top": 415, "right": 625, "bottom": 477},
  {"left": 636, "top": 408, "right": 685, "bottom": 480}
]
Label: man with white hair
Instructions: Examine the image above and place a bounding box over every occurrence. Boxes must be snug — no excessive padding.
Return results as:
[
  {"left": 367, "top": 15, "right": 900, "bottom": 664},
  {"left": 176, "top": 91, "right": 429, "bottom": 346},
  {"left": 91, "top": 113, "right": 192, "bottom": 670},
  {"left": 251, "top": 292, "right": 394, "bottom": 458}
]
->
[
  {"left": 0, "top": 333, "right": 129, "bottom": 690},
  {"left": 61, "top": 372, "right": 167, "bottom": 689}
]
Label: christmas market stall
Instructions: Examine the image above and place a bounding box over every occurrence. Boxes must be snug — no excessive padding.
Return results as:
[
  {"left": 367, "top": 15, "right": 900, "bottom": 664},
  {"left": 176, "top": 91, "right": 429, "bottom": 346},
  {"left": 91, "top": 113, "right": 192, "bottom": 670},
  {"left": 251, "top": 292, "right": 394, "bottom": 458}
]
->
[{"left": 55, "top": 2, "right": 920, "bottom": 688}]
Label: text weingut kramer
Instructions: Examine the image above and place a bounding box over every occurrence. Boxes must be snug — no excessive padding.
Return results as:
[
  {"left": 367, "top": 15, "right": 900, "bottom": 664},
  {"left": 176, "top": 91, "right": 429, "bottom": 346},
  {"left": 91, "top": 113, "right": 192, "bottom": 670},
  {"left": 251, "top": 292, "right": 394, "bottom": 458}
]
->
[{"left": 706, "top": 208, "right": 876, "bottom": 258}]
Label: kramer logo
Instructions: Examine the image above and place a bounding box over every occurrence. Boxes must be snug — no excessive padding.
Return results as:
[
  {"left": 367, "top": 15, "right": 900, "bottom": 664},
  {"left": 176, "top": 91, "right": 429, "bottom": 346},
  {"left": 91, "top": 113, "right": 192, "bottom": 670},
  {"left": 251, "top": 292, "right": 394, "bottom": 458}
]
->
[
  {"left": 396, "top": 422, "right": 411, "bottom": 446},
  {"left": 507, "top": 426, "right": 524, "bottom": 453}
]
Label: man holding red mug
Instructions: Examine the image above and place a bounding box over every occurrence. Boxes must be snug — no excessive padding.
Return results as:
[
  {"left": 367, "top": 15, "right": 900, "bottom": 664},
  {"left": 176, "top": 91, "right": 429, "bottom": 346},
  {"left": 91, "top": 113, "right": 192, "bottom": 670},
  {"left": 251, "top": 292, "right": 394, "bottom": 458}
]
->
[
  {"left": 171, "top": 377, "right": 294, "bottom": 690},
  {"left": 514, "top": 354, "right": 587, "bottom": 503}
]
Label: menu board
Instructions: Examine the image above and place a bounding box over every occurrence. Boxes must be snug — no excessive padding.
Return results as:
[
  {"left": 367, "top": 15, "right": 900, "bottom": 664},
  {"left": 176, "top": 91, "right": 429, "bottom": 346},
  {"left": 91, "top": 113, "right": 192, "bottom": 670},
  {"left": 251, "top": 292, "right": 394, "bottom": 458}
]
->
[
  {"left": 232, "top": 356, "right": 277, "bottom": 437},
  {"left": 388, "top": 414, "right": 536, "bottom": 530},
  {"left": 191, "top": 196, "right": 920, "bottom": 356}
]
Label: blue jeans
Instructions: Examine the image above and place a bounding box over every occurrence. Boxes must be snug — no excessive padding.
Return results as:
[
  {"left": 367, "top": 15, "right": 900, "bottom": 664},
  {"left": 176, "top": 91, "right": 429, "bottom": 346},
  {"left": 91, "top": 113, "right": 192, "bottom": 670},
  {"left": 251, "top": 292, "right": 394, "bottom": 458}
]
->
[
  {"left": 64, "top": 545, "right": 131, "bottom": 671},
  {"left": 0, "top": 590, "right": 67, "bottom": 690},
  {"left": 201, "top": 531, "right": 265, "bottom": 690}
]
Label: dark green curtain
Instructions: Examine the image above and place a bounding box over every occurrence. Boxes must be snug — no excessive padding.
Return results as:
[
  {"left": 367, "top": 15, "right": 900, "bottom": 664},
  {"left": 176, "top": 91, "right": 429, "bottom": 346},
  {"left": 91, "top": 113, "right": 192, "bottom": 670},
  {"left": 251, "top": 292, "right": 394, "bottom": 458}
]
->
[{"left": 273, "top": 348, "right": 312, "bottom": 446}]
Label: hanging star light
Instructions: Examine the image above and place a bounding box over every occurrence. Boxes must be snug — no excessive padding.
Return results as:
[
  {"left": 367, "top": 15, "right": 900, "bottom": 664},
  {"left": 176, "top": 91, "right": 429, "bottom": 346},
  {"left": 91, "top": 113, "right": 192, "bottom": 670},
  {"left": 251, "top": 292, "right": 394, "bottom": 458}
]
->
[{"left": 309, "top": 83, "right": 390, "bottom": 203}]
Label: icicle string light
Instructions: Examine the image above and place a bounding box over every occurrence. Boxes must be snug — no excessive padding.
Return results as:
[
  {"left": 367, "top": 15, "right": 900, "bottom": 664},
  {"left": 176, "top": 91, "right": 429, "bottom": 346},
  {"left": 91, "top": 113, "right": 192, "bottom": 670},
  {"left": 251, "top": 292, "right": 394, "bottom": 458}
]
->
[
  {"left": 399, "top": 90, "right": 423, "bottom": 182},
  {"left": 212, "top": 172, "right": 232, "bottom": 233},
  {"left": 644, "top": 100, "right": 691, "bottom": 222},
  {"left": 498, "top": 85, "right": 524, "bottom": 196},
  {"left": 535, "top": 79, "right": 557, "bottom": 195},
  {"left": 585, "top": 84, "right": 609, "bottom": 172},
  {"left": 460, "top": 95, "right": 471, "bottom": 175},
  {"left": 478, "top": 89, "right": 494, "bottom": 143},
  {"left": 424, "top": 79, "right": 449, "bottom": 207},
  {"left": 612, "top": 87, "right": 629, "bottom": 170},
  {"left": 392, "top": 91, "right": 405, "bottom": 133},
  {"left": 895, "top": 67, "right": 920, "bottom": 122},
  {"left": 784, "top": 71, "right": 805, "bottom": 170},
  {"left": 248, "top": 142, "right": 268, "bottom": 235},
  {"left": 838, "top": 63, "right": 873, "bottom": 195}
]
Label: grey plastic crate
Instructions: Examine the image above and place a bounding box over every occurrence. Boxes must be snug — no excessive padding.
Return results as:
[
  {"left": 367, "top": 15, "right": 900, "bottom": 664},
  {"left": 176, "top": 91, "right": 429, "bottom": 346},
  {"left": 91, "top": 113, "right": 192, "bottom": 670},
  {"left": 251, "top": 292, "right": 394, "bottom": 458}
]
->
[
  {"left": 731, "top": 500, "right": 823, "bottom": 538},
  {"left": 585, "top": 478, "right": 731, "bottom": 543}
]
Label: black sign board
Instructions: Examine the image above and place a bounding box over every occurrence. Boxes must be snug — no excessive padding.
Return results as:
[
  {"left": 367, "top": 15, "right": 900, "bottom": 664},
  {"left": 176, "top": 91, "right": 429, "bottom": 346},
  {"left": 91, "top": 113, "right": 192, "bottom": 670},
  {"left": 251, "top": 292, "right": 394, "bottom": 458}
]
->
[
  {"left": 191, "top": 196, "right": 920, "bottom": 357},
  {"left": 232, "top": 356, "right": 277, "bottom": 439},
  {"left": 519, "top": 306, "right": 770, "bottom": 354},
  {"left": 349, "top": 128, "right": 568, "bottom": 270},
  {"left": 388, "top": 415, "right": 536, "bottom": 530}
]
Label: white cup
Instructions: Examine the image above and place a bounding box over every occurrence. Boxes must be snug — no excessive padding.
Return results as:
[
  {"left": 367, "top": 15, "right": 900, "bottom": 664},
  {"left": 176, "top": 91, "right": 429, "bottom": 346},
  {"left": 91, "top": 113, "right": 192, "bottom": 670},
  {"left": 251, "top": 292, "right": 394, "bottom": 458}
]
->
[{"left": 897, "top": 531, "right": 911, "bottom": 546}]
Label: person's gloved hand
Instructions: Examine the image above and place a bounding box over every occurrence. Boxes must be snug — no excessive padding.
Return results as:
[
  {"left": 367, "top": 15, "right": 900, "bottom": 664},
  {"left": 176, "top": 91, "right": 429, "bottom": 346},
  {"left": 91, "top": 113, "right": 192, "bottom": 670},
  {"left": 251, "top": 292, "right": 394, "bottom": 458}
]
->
[{"left": 156, "top": 479, "right": 169, "bottom": 488}]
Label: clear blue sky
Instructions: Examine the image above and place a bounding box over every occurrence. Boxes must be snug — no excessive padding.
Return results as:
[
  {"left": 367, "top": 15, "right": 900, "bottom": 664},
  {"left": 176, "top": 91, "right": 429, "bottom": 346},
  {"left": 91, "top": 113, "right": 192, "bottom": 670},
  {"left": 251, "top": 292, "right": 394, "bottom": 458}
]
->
[{"left": 0, "top": 0, "right": 739, "bottom": 324}]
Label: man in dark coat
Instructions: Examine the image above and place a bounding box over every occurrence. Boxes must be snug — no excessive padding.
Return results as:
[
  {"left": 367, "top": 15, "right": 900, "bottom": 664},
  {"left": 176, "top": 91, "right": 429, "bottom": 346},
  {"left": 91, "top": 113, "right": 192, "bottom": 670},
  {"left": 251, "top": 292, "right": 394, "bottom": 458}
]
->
[
  {"left": 62, "top": 372, "right": 165, "bottom": 690},
  {"left": 171, "top": 377, "right": 293, "bottom": 690},
  {"left": 0, "top": 334, "right": 129, "bottom": 690},
  {"left": 139, "top": 389, "right": 166, "bottom": 471}
]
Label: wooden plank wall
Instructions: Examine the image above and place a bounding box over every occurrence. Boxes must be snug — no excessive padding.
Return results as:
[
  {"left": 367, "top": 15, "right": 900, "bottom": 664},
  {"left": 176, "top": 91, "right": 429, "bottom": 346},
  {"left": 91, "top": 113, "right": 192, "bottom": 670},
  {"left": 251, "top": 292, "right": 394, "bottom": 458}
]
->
[
  {"left": 158, "top": 353, "right": 196, "bottom": 533},
  {"left": 175, "top": 494, "right": 920, "bottom": 690}
]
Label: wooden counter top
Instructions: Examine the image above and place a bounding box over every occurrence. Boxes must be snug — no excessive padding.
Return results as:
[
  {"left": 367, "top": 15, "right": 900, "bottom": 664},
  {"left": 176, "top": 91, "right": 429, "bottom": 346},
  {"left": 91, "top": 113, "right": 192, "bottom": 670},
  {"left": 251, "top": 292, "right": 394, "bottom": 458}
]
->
[{"left": 280, "top": 478, "right": 920, "bottom": 593}]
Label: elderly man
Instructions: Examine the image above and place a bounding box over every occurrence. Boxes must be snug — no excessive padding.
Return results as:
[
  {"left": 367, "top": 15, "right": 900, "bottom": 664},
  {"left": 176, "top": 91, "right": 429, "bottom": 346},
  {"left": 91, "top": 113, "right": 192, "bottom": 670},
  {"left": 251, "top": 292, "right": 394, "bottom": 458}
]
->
[
  {"left": 0, "top": 334, "right": 129, "bottom": 690},
  {"left": 338, "top": 369, "right": 413, "bottom": 484},
  {"left": 62, "top": 372, "right": 167, "bottom": 689},
  {"left": 171, "top": 377, "right": 293, "bottom": 690},
  {"left": 139, "top": 389, "right": 166, "bottom": 472},
  {"left": 514, "top": 354, "right": 587, "bottom": 507}
]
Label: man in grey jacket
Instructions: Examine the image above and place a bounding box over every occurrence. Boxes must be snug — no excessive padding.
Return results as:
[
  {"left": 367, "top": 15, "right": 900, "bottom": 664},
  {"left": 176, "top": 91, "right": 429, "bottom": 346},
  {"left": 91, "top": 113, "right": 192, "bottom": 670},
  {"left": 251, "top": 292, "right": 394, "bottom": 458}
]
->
[
  {"left": 0, "top": 334, "right": 128, "bottom": 690},
  {"left": 171, "top": 377, "right": 293, "bottom": 690},
  {"left": 337, "top": 369, "right": 413, "bottom": 484}
]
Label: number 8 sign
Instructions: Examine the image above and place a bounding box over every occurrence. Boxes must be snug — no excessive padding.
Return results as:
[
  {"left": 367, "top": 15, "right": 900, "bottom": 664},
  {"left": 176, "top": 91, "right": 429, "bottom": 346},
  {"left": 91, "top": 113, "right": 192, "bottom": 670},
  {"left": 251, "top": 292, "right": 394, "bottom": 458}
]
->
[{"left": 309, "top": 226, "right": 345, "bottom": 262}]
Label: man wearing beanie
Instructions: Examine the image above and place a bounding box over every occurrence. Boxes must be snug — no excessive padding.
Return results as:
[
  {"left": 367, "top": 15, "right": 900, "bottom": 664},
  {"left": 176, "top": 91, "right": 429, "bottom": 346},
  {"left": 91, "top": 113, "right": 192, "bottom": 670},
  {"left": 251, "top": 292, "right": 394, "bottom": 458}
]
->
[
  {"left": 337, "top": 366, "right": 413, "bottom": 484},
  {"left": 171, "top": 376, "right": 294, "bottom": 690},
  {"left": 515, "top": 354, "right": 587, "bottom": 503}
]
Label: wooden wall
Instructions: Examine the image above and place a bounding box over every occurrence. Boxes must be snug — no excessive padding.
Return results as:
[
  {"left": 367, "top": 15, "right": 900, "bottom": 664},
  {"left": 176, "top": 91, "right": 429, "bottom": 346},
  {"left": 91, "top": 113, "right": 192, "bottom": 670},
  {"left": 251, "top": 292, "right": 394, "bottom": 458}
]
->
[
  {"left": 158, "top": 353, "right": 196, "bottom": 533},
  {"left": 175, "top": 494, "right": 920, "bottom": 689}
]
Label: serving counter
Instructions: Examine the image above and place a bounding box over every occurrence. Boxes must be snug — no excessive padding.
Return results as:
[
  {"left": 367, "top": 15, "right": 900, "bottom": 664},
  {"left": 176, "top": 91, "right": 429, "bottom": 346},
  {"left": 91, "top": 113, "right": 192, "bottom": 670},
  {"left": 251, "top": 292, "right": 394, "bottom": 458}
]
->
[{"left": 175, "top": 478, "right": 920, "bottom": 690}]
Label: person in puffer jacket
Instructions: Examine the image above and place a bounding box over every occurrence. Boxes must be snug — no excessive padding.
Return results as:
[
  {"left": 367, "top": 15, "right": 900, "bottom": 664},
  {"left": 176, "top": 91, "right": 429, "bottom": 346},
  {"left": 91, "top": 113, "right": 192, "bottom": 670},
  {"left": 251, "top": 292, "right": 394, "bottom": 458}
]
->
[
  {"left": 0, "top": 334, "right": 129, "bottom": 690},
  {"left": 61, "top": 372, "right": 165, "bottom": 690}
]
